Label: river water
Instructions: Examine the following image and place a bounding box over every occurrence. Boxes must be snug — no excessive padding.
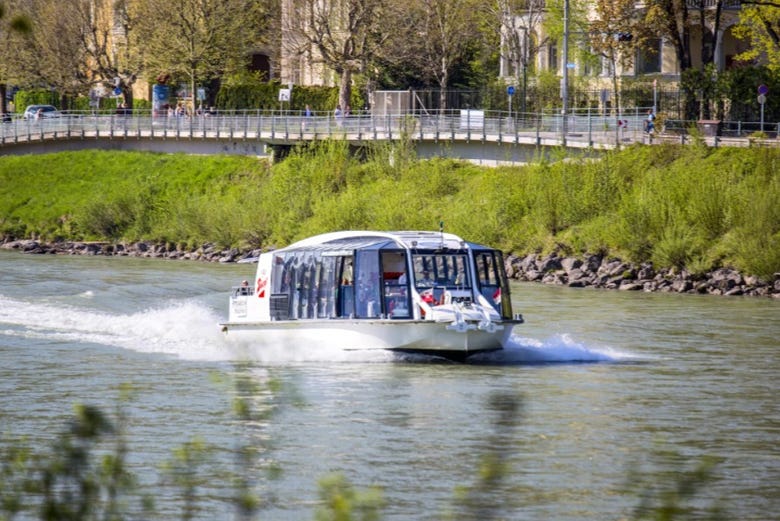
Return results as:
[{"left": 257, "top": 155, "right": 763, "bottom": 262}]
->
[{"left": 1, "top": 251, "right": 778, "bottom": 520}]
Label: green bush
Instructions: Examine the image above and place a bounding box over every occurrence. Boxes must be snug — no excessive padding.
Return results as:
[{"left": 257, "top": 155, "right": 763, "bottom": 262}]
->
[
  {"left": 216, "top": 73, "right": 365, "bottom": 113},
  {"left": 13, "top": 89, "right": 59, "bottom": 112}
]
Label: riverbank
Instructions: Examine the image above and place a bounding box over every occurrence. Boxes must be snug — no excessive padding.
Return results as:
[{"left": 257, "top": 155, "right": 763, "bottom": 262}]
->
[
  {"left": 4, "top": 238, "right": 778, "bottom": 298},
  {"left": 2, "top": 147, "right": 779, "bottom": 287}
]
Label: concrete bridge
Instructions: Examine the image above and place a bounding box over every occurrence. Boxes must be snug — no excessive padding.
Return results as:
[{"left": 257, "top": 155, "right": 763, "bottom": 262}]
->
[{"left": 0, "top": 110, "right": 772, "bottom": 165}]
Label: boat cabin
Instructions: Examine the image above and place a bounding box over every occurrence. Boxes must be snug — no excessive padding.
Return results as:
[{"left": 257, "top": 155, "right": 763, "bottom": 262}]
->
[{"left": 232, "top": 231, "right": 513, "bottom": 323}]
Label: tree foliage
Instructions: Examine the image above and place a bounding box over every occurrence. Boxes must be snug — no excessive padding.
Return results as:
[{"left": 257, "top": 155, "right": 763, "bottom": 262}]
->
[
  {"left": 589, "top": 0, "right": 641, "bottom": 117},
  {"left": 25, "top": 0, "right": 139, "bottom": 108},
  {"left": 644, "top": 0, "right": 732, "bottom": 118},
  {"left": 487, "top": 0, "right": 549, "bottom": 113},
  {"left": 733, "top": 1, "right": 780, "bottom": 73},
  {"left": 284, "top": 0, "right": 390, "bottom": 113},
  {"left": 129, "top": 0, "right": 263, "bottom": 109},
  {"left": 409, "top": 0, "right": 483, "bottom": 110},
  {"left": 0, "top": 0, "right": 32, "bottom": 115}
]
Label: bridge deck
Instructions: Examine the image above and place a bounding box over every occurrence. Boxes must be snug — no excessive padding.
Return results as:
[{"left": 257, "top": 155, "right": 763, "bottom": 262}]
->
[{"left": 1, "top": 112, "right": 775, "bottom": 163}]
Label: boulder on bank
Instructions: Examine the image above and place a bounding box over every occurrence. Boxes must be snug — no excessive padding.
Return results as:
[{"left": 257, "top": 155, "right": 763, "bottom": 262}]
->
[
  {"left": 506, "top": 252, "right": 779, "bottom": 298},
  {"left": 3, "top": 238, "right": 778, "bottom": 298}
]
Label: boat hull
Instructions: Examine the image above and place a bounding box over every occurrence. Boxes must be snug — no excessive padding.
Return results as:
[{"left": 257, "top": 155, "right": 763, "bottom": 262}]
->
[{"left": 219, "top": 318, "right": 520, "bottom": 358}]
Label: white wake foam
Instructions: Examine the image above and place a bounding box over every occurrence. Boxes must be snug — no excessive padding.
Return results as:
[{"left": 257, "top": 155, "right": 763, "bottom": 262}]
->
[
  {"left": 1, "top": 295, "right": 636, "bottom": 365},
  {"left": 0, "top": 295, "right": 228, "bottom": 361},
  {"left": 468, "top": 333, "right": 635, "bottom": 364}
]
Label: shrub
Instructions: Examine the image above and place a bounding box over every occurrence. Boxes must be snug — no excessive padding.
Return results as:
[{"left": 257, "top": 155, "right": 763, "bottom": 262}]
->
[
  {"left": 652, "top": 223, "right": 700, "bottom": 270},
  {"left": 13, "top": 89, "right": 59, "bottom": 112}
]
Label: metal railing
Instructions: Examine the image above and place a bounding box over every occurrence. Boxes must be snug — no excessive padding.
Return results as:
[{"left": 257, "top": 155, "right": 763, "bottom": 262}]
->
[{"left": 1, "top": 108, "right": 778, "bottom": 149}]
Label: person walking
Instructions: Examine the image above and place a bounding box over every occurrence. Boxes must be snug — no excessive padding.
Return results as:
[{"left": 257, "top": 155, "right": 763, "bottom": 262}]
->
[
  {"left": 645, "top": 109, "right": 655, "bottom": 134},
  {"left": 334, "top": 104, "right": 342, "bottom": 127}
]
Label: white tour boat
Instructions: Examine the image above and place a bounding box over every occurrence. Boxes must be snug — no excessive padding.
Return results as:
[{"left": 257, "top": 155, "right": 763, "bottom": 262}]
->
[{"left": 220, "top": 230, "right": 523, "bottom": 360}]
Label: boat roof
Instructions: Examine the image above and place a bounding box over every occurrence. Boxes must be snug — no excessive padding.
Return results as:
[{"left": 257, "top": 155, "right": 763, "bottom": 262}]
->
[{"left": 278, "top": 231, "right": 492, "bottom": 254}]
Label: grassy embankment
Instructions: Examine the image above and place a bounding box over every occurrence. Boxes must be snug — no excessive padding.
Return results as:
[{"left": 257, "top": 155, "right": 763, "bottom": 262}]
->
[{"left": 0, "top": 141, "right": 778, "bottom": 278}]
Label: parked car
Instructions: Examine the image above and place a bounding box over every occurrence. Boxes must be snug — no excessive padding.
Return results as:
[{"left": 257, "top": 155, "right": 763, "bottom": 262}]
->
[{"left": 22, "top": 104, "right": 61, "bottom": 120}]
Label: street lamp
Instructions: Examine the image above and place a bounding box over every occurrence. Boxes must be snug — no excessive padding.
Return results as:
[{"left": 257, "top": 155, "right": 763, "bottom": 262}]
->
[
  {"left": 561, "top": 0, "right": 569, "bottom": 142},
  {"left": 521, "top": 28, "right": 528, "bottom": 116}
]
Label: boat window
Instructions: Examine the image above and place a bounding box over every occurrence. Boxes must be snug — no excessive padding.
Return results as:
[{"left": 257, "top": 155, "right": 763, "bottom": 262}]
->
[
  {"left": 271, "top": 252, "right": 323, "bottom": 319},
  {"left": 494, "top": 250, "right": 512, "bottom": 317},
  {"left": 354, "top": 250, "right": 381, "bottom": 318},
  {"left": 337, "top": 256, "right": 355, "bottom": 317},
  {"left": 475, "top": 250, "right": 511, "bottom": 318},
  {"left": 301, "top": 255, "right": 318, "bottom": 319},
  {"left": 271, "top": 254, "right": 287, "bottom": 294},
  {"left": 293, "top": 255, "right": 310, "bottom": 319},
  {"left": 272, "top": 251, "right": 387, "bottom": 320},
  {"left": 317, "top": 256, "right": 337, "bottom": 318},
  {"left": 381, "top": 251, "right": 410, "bottom": 318},
  {"left": 341, "top": 257, "right": 354, "bottom": 285},
  {"left": 411, "top": 254, "right": 470, "bottom": 289}
]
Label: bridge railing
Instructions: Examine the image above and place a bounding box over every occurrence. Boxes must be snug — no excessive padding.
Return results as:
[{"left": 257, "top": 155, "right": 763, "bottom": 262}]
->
[{"left": 2, "top": 108, "right": 778, "bottom": 146}]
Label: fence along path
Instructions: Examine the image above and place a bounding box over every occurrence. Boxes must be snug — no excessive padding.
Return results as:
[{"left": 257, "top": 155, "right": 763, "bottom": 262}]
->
[{"left": 1, "top": 110, "right": 778, "bottom": 154}]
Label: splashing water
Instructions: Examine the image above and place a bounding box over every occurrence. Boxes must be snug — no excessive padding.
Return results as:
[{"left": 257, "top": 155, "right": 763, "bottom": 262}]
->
[
  {"left": 1, "top": 295, "right": 635, "bottom": 365},
  {"left": 1, "top": 295, "right": 227, "bottom": 361},
  {"left": 467, "top": 333, "right": 635, "bottom": 364}
]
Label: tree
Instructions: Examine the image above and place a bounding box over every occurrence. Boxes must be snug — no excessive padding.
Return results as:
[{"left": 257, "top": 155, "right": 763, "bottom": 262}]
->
[
  {"left": 130, "top": 0, "right": 262, "bottom": 113},
  {"left": 283, "top": 0, "right": 389, "bottom": 114},
  {"left": 541, "top": 0, "right": 593, "bottom": 114},
  {"left": 589, "top": 0, "right": 641, "bottom": 119},
  {"left": 412, "top": 0, "right": 482, "bottom": 111},
  {"left": 590, "top": 0, "right": 640, "bottom": 144},
  {"left": 489, "top": 0, "right": 550, "bottom": 114},
  {"left": 28, "top": 0, "right": 139, "bottom": 109},
  {"left": 694, "top": 0, "right": 725, "bottom": 67},
  {"left": 644, "top": 0, "right": 730, "bottom": 118},
  {"left": 733, "top": 1, "right": 780, "bottom": 73},
  {"left": 645, "top": 0, "right": 692, "bottom": 73},
  {"left": 0, "top": 0, "right": 32, "bottom": 116}
]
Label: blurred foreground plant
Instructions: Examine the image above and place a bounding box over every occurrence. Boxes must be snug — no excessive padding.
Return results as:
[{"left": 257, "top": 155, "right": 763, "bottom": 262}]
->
[
  {"left": 0, "top": 385, "right": 145, "bottom": 521},
  {"left": 624, "top": 446, "right": 725, "bottom": 521},
  {"left": 315, "top": 473, "right": 385, "bottom": 521},
  {"left": 0, "top": 379, "right": 728, "bottom": 521},
  {"left": 448, "top": 391, "right": 524, "bottom": 521}
]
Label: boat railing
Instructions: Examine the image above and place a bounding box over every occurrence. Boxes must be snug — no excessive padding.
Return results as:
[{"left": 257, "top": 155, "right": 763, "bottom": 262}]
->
[{"left": 232, "top": 285, "right": 254, "bottom": 297}]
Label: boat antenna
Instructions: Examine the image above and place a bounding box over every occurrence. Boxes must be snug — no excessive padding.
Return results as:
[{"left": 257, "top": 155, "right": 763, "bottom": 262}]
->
[{"left": 439, "top": 220, "right": 444, "bottom": 248}]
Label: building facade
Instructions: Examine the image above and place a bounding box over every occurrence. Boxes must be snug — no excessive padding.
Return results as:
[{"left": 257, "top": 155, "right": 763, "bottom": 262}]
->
[{"left": 280, "top": 0, "right": 755, "bottom": 99}]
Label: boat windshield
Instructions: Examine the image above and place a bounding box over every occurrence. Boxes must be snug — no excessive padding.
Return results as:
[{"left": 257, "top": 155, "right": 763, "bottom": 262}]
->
[{"left": 411, "top": 254, "right": 470, "bottom": 289}]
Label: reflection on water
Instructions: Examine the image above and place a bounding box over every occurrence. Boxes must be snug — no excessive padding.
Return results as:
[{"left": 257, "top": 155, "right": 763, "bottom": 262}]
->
[{"left": 1, "top": 252, "right": 779, "bottom": 520}]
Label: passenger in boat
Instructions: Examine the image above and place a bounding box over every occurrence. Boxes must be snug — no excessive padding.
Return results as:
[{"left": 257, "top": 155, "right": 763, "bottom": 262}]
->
[
  {"left": 342, "top": 260, "right": 353, "bottom": 285},
  {"left": 398, "top": 272, "right": 407, "bottom": 285},
  {"left": 417, "top": 271, "right": 434, "bottom": 287},
  {"left": 453, "top": 268, "right": 466, "bottom": 286}
]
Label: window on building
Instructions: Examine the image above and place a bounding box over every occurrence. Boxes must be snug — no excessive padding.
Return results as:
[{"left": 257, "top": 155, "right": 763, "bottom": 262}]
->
[
  {"left": 581, "top": 43, "right": 602, "bottom": 77},
  {"left": 548, "top": 43, "right": 558, "bottom": 72},
  {"left": 636, "top": 38, "right": 662, "bottom": 74}
]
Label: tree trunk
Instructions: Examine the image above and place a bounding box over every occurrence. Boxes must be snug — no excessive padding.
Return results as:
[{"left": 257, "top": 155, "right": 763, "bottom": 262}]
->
[
  {"left": 122, "top": 86, "right": 134, "bottom": 110},
  {"left": 0, "top": 84, "right": 8, "bottom": 118},
  {"left": 439, "top": 64, "right": 448, "bottom": 113},
  {"left": 339, "top": 69, "right": 352, "bottom": 114},
  {"left": 191, "top": 72, "right": 197, "bottom": 117}
]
